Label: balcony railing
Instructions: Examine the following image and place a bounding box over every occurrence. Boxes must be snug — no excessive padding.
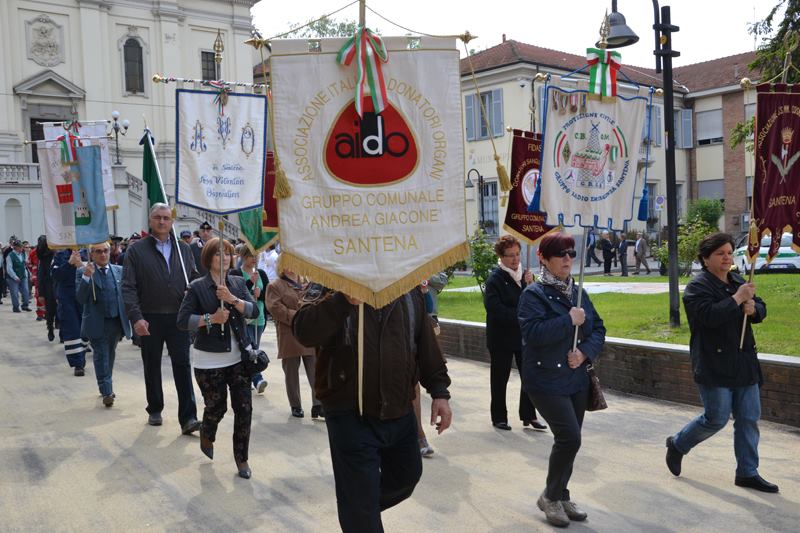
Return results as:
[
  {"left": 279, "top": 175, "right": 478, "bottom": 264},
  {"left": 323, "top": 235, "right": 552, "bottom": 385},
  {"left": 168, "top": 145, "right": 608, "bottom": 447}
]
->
[
  {"left": 174, "top": 202, "right": 240, "bottom": 239},
  {"left": 0, "top": 163, "right": 40, "bottom": 184}
]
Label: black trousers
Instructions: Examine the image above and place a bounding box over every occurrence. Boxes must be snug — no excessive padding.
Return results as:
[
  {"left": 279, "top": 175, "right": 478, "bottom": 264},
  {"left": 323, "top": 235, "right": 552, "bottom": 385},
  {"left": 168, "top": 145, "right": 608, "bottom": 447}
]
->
[
  {"left": 325, "top": 409, "right": 422, "bottom": 533},
  {"left": 139, "top": 313, "right": 197, "bottom": 426},
  {"left": 603, "top": 253, "right": 612, "bottom": 274},
  {"left": 490, "top": 349, "right": 536, "bottom": 423},
  {"left": 194, "top": 362, "right": 252, "bottom": 464},
  {"left": 528, "top": 388, "right": 589, "bottom": 501}
]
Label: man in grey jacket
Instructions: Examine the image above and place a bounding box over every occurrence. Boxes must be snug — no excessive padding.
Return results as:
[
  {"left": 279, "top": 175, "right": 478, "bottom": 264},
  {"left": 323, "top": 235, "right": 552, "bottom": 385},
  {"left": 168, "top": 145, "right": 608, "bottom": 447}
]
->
[{"left": 122, "top": 203, "right": 200, "bottom": 433}]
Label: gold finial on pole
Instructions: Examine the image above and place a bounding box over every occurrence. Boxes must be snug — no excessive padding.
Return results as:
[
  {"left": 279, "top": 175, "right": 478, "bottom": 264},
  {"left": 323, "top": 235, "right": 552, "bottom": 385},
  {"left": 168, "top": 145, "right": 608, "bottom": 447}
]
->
[
  {"left": 152, "top": 73, "right": 164, "bottom": 83},
  {"left": 598, "top": 10, "right": 610, "bottom": 50},
  {"left": 214, "top": 29, "right": 224, "bottom": 67},
  {"left": 740, "top": 77, "right": 752, "bottom": 90},
  {"left": 460, "top": 31, "right": 477, "bottom": 44}
]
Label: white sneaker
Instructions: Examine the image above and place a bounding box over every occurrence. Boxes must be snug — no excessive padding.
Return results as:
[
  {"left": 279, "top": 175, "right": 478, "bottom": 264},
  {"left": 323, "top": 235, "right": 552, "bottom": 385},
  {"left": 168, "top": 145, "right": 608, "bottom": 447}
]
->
[
  {"left": 419, "top": 437, "right": 434, "bottom": 457},
  {"left": 257, "top": 381, "right": 268, "bottom": 394},
  {"left": 537, "top": 492, "right": 569, "bottom": 527}
]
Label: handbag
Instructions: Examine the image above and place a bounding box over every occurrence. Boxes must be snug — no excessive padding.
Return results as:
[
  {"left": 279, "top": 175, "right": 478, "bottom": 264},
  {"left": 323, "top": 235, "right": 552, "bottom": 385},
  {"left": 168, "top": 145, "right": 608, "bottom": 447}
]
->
[
  {"left": 586, "top": 364, "right": 608, "bottom": 411},
  {"left": 227, "top": 302, "right": 269, "bottom": 374}
]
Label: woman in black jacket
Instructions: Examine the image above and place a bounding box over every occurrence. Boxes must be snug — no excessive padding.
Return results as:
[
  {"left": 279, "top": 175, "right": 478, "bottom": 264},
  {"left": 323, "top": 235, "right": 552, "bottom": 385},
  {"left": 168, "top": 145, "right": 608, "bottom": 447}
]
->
[
  {"left": 484, "top": 234, "right": 545, "bottom": 431},
  {"left": 177, "top": 237, "right": 259, "bottom": 479},
  {"left": 665, "top": 232, "right": 777, "bottom": 493}
]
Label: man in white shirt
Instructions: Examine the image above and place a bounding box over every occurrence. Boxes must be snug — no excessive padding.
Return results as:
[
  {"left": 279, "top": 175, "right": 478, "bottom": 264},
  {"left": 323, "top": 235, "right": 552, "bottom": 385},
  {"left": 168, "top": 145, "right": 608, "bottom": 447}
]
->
[{"left": 258, "top": 243, "right": 280, "bottom": 283}]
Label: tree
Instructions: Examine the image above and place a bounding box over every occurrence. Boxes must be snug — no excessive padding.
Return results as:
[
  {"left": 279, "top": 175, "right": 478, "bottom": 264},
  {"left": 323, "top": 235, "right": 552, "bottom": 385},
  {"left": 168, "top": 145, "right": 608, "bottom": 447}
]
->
[
  {"left": 468, "top": 230, "right": 496, "bottom": 295},
  {"left": 285, "top": 16, "right": 361, "bottom": 39},
  {"left": 731, "top": 1, "right": 799, "bottom": 150},
  {"left": 684, "top": 198, "right": 724, "bottom": 229},
  {"left": 653, "top": 218, "right": 715, "bottom": 276}
]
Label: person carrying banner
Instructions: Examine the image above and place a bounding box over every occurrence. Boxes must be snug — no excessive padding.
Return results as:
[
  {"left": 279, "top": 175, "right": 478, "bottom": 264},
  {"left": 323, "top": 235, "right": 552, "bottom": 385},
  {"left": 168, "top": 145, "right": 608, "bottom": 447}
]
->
[
  {"left": 293, "top": 287, "right": 452, "bottom": 533},
  {"left": 190, "top": 221, "right": 213, "bottom": 276},
  {"left": 52, "top": 248, "right": 89, "bottom": 374},
  {"left": 177, "top": 237, "right": 260, "bottom": 479},
  {"left": 5, "top": 240, "right": 32, "bottom": 313},
  {"left": 484, "top": 235, "right": 545, "bottom": 431},
  {"left": 122, "top": 203, "right": 200, "bottom": 434},
  {"left": 76, "top": 242, "right": 132, "bottom": 407},
  {"left": 518, "top": 232, "right": 606, "bottom": 527},
  {"left": 665, "top": 232, "right": 778, "bottom": 493},
  {"left": 633, "top": 232, "right": 651, "bottom": 275}
]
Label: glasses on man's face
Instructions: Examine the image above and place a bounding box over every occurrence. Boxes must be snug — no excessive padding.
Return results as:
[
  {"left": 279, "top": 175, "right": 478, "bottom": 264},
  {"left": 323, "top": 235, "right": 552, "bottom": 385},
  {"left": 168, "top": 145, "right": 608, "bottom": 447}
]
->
[{"left": 553, "top": 249, "right": 577, "bottom": 258}]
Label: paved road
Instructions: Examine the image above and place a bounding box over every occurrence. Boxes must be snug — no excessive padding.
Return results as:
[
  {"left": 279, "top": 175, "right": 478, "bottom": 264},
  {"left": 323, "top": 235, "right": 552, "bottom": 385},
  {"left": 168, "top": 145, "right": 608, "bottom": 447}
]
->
[{"left": 0, "top": 304, "right": 798, "bottom": 532}]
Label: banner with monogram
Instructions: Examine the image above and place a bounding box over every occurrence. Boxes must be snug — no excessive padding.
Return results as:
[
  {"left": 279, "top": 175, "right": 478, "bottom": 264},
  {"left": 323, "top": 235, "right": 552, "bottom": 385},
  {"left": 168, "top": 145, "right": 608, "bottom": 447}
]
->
[
  {"left": 270, "top": 36, "right": 468, "bottom": 308},
  {"left": 40, "top": 143, "right": 109, "bottom": 247},
  {"left": 44, "top": 121, "right": 117, "bottom": 209},
  {"left": 175, "top": 89, "right": 267, "bottom": 214},
  {"left": 537, "top": 82, "right": 650, "bottom": 230},
  {"left": 503, "top": 130, "right": 558, "bottom": 244},
  {"left": 749, "top": 83, "right": 800, "bottom": 260}
]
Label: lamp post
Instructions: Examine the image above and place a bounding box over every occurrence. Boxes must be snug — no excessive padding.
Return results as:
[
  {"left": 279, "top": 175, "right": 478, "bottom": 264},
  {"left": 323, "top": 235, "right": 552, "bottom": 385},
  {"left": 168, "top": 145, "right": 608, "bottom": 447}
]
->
[
  {"left": 109, "top": 110, "right": 129, "bottom": 165},
  {"left": 465, "top": 168, "right": 485, "bottom": 231},
  {"left": 602, "top": 0, "right": 681, "bottom": 327}
]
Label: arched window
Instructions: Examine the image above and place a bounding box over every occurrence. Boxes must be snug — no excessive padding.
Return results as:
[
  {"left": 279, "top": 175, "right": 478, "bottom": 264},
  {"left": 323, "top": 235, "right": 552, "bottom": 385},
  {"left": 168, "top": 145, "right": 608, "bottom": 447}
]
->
[
  {"left": 5, "top": 198, "right": 23, "bottom": 240},
  {"left": 124, "top": 38, "right": 144, "bottom": 93}
]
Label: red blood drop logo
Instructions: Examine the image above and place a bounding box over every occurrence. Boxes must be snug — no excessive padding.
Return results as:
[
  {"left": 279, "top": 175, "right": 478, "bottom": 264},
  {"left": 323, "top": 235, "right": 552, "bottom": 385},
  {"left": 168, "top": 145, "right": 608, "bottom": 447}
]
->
[{"left": 324, "top": 99, "right": 418, "bottom": 186}]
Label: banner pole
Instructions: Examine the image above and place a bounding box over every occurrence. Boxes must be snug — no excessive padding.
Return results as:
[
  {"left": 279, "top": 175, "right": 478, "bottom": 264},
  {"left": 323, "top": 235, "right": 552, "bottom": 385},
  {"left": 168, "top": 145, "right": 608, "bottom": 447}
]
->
[
  {"left": 357, "top": 302, "right": 364, "bottom": 416},
  {"left": 143, "top": 128, "right": 189, "bottom": 286},
  {"left": 572, "top": 226, "right": 590, "bottom": 351},
  {"left": 218, "top": 221, "right": 226, "bottom": 310}
]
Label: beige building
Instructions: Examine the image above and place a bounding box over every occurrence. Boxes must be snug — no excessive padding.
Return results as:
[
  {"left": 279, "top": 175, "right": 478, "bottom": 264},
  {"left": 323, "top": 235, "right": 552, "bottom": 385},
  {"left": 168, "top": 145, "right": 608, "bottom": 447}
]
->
[
  {"left": 0, "top": 0, "right": 257, "bottom": 242},
  {"left": 460, "top": 37, "right": 755, "bottom": 242}
]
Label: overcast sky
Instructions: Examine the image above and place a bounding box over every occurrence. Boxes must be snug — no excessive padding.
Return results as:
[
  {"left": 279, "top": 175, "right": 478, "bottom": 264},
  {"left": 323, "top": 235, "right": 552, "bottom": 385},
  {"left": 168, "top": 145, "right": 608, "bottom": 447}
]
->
[{"left": 252, "top": 0, "right": 782, "bottom": 69}]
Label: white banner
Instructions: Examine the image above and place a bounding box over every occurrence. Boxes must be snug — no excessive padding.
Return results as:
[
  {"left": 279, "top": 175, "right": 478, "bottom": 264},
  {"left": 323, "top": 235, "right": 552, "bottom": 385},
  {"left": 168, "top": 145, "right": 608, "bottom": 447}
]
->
[
  {"left": 271, "top": 36, "right": 467, "bottom": 308},
  {"left": 175, "top": 89, "right": 267, "bottom": 214},
  {"left": 44, "top": 121, "right": 117, "bottom": 209},
  {"left": 539, "top": 84, "right": 649, "bottom": 230}
]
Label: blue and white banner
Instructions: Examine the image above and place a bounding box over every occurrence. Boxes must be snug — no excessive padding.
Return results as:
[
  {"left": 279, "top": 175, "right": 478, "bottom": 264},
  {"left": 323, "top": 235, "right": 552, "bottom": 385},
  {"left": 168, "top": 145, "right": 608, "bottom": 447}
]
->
[{"left": 175, "top": 89, "right": 267, "bottom": 214}]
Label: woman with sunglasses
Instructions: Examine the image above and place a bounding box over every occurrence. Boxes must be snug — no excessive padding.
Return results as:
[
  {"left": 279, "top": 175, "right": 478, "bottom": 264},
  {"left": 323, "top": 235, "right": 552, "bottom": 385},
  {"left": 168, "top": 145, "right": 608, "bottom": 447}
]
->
[
  {"left": 518, "top": 231, "right": 606, "bottom": 527},
  {"left": 484, "top": 235, "right": 545, "bottom": 431}
]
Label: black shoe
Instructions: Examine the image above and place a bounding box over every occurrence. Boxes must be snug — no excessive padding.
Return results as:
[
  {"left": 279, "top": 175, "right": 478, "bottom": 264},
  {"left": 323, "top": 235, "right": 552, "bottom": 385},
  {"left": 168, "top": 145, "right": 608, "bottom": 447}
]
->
[
  {"left": 13, "top": 308, "right": 20, "bottom": 313},
  {"left": 181, "top": 418, "right": 201, "bottom": 435},
  {"left": 735, "top": 474, "right": 779, "bottom": 493},
  {"left": 22, "top": 306, "right": 32, "bottom": 312},
  {"left": 237, "top": 464, "right": 252, "bottom": 479},
  {"left": 311, "top": 405, "right": 324, "bottom": 419},
  {"left": 523, "top": 419, "right": 548, "bottom": 431},
  {"left": 493, "top": 422, "right": 512, "bottom": 431},
  {"left": 36, "top": 316, "right": 44, "bottom": 321},
  {"left": 665, "top": 436, "right": 683, "bottom": 476},
  {"left": 47, "top": 329, "right": 55, "bottom": 342},
  {"left": 148, "top": 413, "right": 163, "bottom": 426},
  {"left": 102, "top": 394, "right": 115, "bottom": 407},
  {"left": 291, "top": 407, "right": 304, "bottom": 418},
  {"left": 200, "top": 432, "right": 214, "bottom": 460},
  {"left": 74, "top": 367, "right": 85, "bottom": 377}
]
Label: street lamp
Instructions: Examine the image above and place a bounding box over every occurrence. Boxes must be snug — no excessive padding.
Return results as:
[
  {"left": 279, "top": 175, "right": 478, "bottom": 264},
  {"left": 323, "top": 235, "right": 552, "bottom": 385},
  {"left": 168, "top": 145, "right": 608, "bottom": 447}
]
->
[
  {"left": 466, "top": 168, "right": 485, "bottom": 231},
  {"left": 604, "top": 0, "right": 681, "bottom": 327},
  {"left": 109, "top": 110, "right": 129, "bottom": 165}
]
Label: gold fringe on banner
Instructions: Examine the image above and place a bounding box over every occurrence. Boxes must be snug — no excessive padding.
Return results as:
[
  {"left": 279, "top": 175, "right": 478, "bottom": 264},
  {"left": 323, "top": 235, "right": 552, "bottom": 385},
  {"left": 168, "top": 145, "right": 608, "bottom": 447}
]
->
[{"left": 278, "top": 241, "right": 470, "bottom": 309}]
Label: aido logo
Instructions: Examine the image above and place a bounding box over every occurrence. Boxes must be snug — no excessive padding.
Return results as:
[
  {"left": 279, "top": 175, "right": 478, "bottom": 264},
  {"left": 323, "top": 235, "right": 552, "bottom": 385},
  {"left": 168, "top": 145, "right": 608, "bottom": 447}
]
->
[{"left": 325, "top": 99, "right": 418, "bottom": 186}]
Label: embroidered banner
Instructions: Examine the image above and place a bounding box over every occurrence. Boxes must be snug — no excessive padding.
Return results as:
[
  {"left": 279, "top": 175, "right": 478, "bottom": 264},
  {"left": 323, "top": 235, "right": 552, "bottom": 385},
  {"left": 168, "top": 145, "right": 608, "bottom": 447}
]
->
[
  {"left": 238, "top": 151, "right": 279, "bottom": 253},
  {"left": 270, "top": 36, "right": 468, "bottom": 308},
  {"left": 175, "top": 89, "right": 267, "bottom": 214},
  {"left": 40, "top": 143, "right": 109, "bottom": 247},
  {"left": 504, "top": 130, "right": 557, "bottom": 244},
  {"left": 750, "top": 83, "right": 800, "bottom": 261},
  {"left": 44, "top": 121, "right": 117, "bottom": 209},
  {"left": 538, "top": 83, "right": 649, "bottom": 230}
]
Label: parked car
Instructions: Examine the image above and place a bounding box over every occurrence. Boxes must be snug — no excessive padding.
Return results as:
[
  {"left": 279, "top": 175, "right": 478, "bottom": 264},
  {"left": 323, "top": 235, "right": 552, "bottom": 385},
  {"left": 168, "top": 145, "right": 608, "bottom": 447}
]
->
[{"left": 732, "top": 232, "right": 800, "bottom": 273}]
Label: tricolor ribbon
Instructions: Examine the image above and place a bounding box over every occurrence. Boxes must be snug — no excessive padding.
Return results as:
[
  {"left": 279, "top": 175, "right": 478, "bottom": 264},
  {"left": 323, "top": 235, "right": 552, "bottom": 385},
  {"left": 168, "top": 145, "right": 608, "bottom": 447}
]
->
[
  {"left": 337, "top": 27, "right": 389, "bottom": 117},
  {"left": 208, "top": 80, "right": 231, "bottom": 116},
  {"left": 57, "top": 132, "right": 81, "bottom": 165},
  {"left": 586, "top": 48, "right": 622, "bottom": 97}
]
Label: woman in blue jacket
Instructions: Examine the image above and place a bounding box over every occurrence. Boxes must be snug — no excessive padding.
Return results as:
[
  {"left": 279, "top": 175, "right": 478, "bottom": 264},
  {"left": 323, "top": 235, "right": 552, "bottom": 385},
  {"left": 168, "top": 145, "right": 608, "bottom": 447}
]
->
[{"left": 518, "top": 232, "right": 606, "bottom": 527}]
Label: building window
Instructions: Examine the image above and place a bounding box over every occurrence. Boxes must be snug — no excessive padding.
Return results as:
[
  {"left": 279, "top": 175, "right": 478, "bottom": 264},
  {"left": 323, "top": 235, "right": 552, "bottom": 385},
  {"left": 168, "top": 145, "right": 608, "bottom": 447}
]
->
[
  {"left": 647, "top": 183, "right": 658, "bottom": 221},
  {"left": 465, "top": 89, "right": 504, "bottom": 141},
  {"left": 745, "top": 176, "right": 753, "bottom": 212},
  {"left": 696, "top": 109, "right": 723, "bottom": 145},
  {"left": 642, "top": 104, "right": 662, "bottom": 146},
  {"left": 481, "top": 180, "right": 499, "bottom": 235},
  {"left": 124, "top": 38, "right": 144, "bottom": 93},
  {"left": 201, "top": 51, "right": 219, "bottom": 81},
  {"left": 676, "top": 183, "right": 684, "bottom": 219},
  {"left": 673, "top": 109, "right": 693, "bottom": 149}
]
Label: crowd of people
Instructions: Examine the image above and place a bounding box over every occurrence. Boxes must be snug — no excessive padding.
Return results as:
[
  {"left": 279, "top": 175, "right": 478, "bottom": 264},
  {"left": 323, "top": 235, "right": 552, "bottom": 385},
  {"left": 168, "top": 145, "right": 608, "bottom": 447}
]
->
[
  {"left": 3, "top": 215, "right": 780, "bottom": 530},
  {"left": 585, "top": 229, "right": 652, "bottom": 276}
]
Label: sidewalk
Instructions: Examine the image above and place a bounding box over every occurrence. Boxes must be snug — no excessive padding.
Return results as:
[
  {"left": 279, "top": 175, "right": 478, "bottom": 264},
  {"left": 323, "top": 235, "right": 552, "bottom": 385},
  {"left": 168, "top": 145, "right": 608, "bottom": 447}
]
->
[{"left": 0, "top": 303, "right": 797, "bottom": 532}]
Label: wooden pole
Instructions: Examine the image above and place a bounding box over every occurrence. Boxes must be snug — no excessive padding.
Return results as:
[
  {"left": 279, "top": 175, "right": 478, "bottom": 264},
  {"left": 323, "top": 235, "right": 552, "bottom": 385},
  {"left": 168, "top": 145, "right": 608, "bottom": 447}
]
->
[{"left": 359, "top": 0, "right": 365, "bottom": 26}]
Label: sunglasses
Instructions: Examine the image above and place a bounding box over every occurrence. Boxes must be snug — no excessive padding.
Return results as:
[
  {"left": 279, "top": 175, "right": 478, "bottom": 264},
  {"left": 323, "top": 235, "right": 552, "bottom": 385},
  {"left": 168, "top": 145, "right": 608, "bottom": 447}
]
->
[{"left": 553, "top": 249, "right": 577, "bottom": 258}]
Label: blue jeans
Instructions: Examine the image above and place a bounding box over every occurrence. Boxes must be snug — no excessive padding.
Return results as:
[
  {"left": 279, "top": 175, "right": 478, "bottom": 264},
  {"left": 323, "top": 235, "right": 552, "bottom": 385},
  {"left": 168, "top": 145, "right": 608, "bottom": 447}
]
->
[
  {"left": 249, "top": 323, "right": 266, "bottom": 387},
  {"left": 90, "top": 319, "right": 122, "bottom": 396},
  {"left": 673, "top": 383, "right": 761, "bottom": 477},
  {"left": 6, "top": 276, "right": 30, "bottom": 310}
]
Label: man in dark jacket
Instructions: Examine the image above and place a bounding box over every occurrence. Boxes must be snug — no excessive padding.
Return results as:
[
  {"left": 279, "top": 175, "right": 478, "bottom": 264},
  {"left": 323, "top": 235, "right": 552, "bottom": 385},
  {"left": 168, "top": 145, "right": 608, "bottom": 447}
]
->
[
  {"left": 190, "top": 221, "right": 213, "bottom": 276},
  {"left": 122, "top": 203, "right": 200, "bottom": 434},
  {"left": 293, "top": 288, "right": 452, "bottom": 533},
  {"left": 666, "top": 232, "right": 777, "bottom": 493}
]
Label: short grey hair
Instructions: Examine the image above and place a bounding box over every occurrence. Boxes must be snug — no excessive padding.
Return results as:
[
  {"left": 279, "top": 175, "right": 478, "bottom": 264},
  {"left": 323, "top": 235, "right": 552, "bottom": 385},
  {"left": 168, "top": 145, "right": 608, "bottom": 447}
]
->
[{"left": 149, "top": 203, "right": 171, "bottom": 217}]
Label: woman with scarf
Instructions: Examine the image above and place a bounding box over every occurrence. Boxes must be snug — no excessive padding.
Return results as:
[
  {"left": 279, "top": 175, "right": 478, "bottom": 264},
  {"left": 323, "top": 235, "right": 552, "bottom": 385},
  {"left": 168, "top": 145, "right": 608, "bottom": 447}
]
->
[
  {"left": 518, "top": 232, "right": 606, "bottom": 527},
  {"left": 484, "top": 235, "right": 545, "bottom": 431},
  {"left": 265, "top": 268, "right": 322, "bottom": 419}
]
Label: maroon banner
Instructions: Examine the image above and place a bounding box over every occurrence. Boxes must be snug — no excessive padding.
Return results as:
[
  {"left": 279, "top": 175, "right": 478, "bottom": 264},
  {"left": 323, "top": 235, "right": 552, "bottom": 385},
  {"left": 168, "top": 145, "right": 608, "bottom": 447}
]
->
[
  {"left": 503, "top": 130, "right": 557, "bottom": 245},
  {"left": 263, "top": 151, "right": 278, "bottom": 231},
  {"left": 751, "top": 84, "right": 800, "bottom": 260}
]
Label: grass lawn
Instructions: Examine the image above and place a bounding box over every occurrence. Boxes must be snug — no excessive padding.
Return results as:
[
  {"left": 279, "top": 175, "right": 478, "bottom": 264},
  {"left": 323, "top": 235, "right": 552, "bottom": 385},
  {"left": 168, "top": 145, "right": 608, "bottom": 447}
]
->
[{"left": 438, "top": 273, "right": 800, "bottom": 356}]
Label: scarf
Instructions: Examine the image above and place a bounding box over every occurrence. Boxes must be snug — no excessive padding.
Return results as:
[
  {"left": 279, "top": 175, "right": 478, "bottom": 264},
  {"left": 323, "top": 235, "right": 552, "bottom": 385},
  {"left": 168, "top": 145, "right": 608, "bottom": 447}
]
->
[
  {"left": 498, "top": 260, "right": 523, "bottom": 287},
  {"left": 538, "top": 265, "right": 574, "bottom": 302}
]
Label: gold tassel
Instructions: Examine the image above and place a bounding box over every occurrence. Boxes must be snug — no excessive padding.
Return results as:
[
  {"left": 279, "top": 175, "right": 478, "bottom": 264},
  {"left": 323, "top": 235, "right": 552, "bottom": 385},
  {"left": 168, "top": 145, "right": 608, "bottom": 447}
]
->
[
  {"left": 262, "top": 209, "right": 268, "bottom": 224},
  {"left": 272, "top": 155, "right": 292, "bottom": 199},
  {"left": 171, "top": 206, "right": 177, "bottom": 219},
  {"left": 496, "top": 154, "right": 511, "bottom": 193}
]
